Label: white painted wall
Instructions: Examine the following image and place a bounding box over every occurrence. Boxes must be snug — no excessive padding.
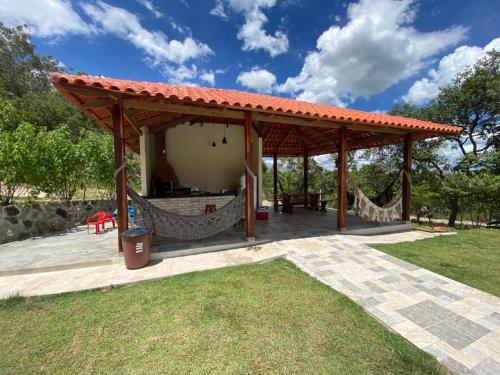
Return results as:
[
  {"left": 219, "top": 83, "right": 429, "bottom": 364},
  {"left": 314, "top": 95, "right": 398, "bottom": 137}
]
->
[
  {"left": 139, "top": 128, "right": 154, "bottom": 196},
  {"left": 165, "top": 122, "right": 262, "bottom": 196}
]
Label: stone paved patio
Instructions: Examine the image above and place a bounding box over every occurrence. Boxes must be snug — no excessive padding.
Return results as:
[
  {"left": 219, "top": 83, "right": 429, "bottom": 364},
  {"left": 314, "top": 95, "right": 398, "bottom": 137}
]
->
[
  {"left": 0, "top": 226, "right": 119, "bottom": 276},
  {"left": 0, "top": 231, "right": 498, "bottom": 374},
  {"left": 286, "top": 238, "right": 500, "bottom": 375}
]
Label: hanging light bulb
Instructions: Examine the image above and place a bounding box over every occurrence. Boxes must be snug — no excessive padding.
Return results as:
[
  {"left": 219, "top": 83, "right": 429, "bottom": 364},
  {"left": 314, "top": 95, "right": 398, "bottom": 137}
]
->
[{"left": 222, "top": 123, "right": 228, "bottom": 144}]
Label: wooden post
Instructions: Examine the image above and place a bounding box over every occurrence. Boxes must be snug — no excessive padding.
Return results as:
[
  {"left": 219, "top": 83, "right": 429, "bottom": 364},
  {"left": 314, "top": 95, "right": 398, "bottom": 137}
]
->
[
  {"left": 273, "top": 153, "right": 278, "bottom": 212},
  {"left": 402, "top": 133, "right": 413, "bottom": 221},
  {"left": 303, "top": 152, "right": 308, "bottom": 207},
  {"left": 244, "top": 111, "right": 255, "bottom": 239},
  {"left": 337, "top": 127, "right": 347, "bottom": 230},
  {"left": 112, "top": 103, "right": 128, "bottom": 252}
]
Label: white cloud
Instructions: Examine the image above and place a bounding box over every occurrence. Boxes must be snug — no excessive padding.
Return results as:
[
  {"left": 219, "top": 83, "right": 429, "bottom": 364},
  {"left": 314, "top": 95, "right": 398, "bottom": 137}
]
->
[
  {"left": 200, "top": 71, "right": 216, "bottom": 86},
  {"left": 237, "top": 68, "right": 276, "bottom": 92},
  {"left": 210, "top": 0, "right": 228, "bottom": 19},
  {"left": 162, "top": 64, "right": 199, "bottom": 83},
  {"left": 212, "top": 0, "right": 289, "bottom": 57},
  {"left": 162, "top": 65, "right": 217, "bottom": 86},
  {"left": 278, "top": 0, "right": 466, "bottom": 106},
  {"left": 404, "top": 37, "right": 500, "bottom": 105},
  {"left": 81, "top": 1, "right": 213, "bottom": 65},
  {"left": 136, "top": 0, "right": 163, "bottom": 18},
  {"left": 313, "top": 155, "right": 335, "bottom": 170},
  {"left": 0, "top": 0, "right": 92, "bottom": 37}
]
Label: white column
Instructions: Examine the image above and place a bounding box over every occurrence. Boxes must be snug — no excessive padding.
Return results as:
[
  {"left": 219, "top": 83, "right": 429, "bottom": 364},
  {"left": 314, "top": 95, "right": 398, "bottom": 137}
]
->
[{"left": 140, "top": 127, "right": 152, "bottom": 196}]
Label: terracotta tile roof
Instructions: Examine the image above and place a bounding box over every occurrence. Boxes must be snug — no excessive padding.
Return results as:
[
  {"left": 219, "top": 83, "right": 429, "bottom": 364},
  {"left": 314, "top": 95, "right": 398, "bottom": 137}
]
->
[{"left": 50, "top": 73, "right": 461, "bottom": 135}]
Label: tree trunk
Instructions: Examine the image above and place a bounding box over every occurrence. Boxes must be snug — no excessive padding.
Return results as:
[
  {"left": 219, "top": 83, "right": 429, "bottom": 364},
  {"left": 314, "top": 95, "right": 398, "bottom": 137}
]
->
[{"left": 448, "top": 196, "right": 459, "bottom": 227}]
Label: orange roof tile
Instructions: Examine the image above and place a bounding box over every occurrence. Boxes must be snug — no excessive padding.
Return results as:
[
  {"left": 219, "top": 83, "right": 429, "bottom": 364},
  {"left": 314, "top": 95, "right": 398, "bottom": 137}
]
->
[{"left": 50, "top": 73, "right": 461, "bottom": 135}]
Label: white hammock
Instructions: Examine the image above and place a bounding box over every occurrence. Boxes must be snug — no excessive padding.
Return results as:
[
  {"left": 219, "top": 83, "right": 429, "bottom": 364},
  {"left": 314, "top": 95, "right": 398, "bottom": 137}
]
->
[{"left": 352, "top": 181, "right": 403, "bottom": 224}]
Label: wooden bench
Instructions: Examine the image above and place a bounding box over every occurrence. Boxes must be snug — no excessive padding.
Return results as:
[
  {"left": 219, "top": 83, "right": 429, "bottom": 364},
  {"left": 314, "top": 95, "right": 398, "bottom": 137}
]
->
[{"left": 282, "top": 193, "right": 308, "bottom": 214}]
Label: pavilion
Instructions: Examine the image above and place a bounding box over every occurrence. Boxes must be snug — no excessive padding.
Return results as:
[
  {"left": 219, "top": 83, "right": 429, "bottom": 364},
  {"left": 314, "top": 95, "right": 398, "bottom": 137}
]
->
[{"left": 50, "top": 73, "right": 461, "bottom": 252}]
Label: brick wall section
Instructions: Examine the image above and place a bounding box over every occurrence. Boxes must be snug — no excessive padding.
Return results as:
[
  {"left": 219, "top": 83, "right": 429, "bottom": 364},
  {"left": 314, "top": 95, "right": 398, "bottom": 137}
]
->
[
  {"left": 155, "top": 132, "right": 166, "bottom": 161},
  {"left": 148, "top": 196, "right": 235, "bottom": 215}
]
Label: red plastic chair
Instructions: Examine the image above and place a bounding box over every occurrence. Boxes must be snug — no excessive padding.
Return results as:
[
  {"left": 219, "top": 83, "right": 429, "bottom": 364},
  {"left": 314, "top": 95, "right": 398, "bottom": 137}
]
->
[
  {"left": 86, "top": 212, "right": 106, "bottom": 235},
  {"left": 103, "top": 213, "right": 116, "bottom": 230}
]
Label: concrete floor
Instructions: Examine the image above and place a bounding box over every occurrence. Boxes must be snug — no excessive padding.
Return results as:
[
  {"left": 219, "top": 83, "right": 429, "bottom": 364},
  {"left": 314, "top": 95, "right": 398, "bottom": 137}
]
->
[
  {"left": 0, "top": 226, "right": 120, "bottom": 276},
  {"left": 153, "top": 208, "right": 410, "bottom": 253},
  {"left": 0, "top": 208, "right": 409, "bottom": 275}
]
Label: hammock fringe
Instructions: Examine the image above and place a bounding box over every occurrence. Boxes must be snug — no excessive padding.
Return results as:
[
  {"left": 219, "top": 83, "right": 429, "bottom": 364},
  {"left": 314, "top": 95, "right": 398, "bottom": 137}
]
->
[
  {"left": 127, "top": 187, "right": 245, "bottom": 240},
  {"left": 350, "top": 174, "right": 403, "bottom": 224}
]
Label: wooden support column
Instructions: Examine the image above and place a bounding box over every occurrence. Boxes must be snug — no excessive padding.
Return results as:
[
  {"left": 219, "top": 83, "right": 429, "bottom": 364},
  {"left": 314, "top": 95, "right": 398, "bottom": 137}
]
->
[
  {"left": 303, "top": 152, "right": 309, "bottom": 206},
  {"left": 273, "top": 153, "right": 278, "bottom": 212},
  {"left": 337, "top": 127, "right": 348, "bottom": 231},
  {"left": 244, "top": 111, "right": 255, "bottom": 239},
  {"left": 402, "top": 133, "right": 413, "bottom": 221},
  {"left": 112, "top": 103, "right": 128, "bottom": 252}
]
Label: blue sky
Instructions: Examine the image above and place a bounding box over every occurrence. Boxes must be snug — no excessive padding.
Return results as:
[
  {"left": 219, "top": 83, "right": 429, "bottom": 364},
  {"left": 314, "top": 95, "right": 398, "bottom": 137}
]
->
[{"left": 1, "top": 0, "right": 499, "bottom": 114}]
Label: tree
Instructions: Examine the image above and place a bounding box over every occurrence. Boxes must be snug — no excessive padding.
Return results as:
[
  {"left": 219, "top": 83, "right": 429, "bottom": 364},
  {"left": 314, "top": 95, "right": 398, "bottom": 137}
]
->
[
  {"left": 80, "top": 131, "right": 116, "bottom": 199},
  {"left": 428, "top": 50, "right": 499, "bottom": 156},
  {"left": 0, "top": 122, "right": 39, "bottom": 205},
  {"left": 34, "top": 125, "right": 86, "bottom": 201},
  {"left": 0, "top": 23, "right": 60, "bottom": 98},
  {"left": 382, "top": 51, "right": 500, "bottom": 226},
  {"left": 411, "top": 185, "right": 440, "bottom": 224}
]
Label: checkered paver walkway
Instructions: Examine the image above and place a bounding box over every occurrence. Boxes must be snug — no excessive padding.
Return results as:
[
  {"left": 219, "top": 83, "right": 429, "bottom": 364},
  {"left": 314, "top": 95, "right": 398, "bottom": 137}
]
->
[{"left": 284, "top": 237, "right": 500, "bottom": 375}]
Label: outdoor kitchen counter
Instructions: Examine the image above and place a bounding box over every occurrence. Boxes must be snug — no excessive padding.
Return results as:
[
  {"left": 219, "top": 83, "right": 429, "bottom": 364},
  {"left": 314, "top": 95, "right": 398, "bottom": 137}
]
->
[{"left": 147, "top": 194, "right": 236, "bottom": 216}]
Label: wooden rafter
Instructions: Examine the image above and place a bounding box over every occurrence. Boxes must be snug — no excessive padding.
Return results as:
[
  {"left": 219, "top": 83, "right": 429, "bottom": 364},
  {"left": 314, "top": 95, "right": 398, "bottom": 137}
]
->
[
  {"left": 123, "top": 99, "right": 244, "bottom": 120},
  {"left": 275, "top": 127, "right": 294, "bottom": 153},
  {"left": 350, "top": 133, "right": 403, "bottom": 149},
  {"left": 82, "top": 97, "right": 114, "bottom": 108},
  {"left": 150, "top": 114, "right": 198, "bottom": 134},
  {"left": 123, "top": 108, "right": 141, "bottom": 136}
]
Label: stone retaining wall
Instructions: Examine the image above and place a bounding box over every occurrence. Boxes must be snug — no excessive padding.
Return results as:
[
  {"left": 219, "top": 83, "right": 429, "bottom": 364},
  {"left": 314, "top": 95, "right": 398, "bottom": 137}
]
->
[{"left": 0, "top": 200, "right": 116, "bottom": 244}]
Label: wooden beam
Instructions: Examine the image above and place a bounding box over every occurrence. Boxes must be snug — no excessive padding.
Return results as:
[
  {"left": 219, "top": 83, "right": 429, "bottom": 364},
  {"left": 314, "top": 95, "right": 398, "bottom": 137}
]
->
[
  {"left": 337, "top": 127, "right": 348, "bottom": 231},
  {"left": 273, "top": 153, "right": 278, "bottom": 212},
  {"left": 123, "top": 96, "right": 410, "bottom": 136},
  {"left": 123, "top": 99, "right": 245, "bottom": 120},
  {"left": 350, "top": 133, "right": 403, "bottom": 149},
  {"left": 260, "top": 123, "right": 272, "bottom": 141},
  {"left": 252, "top": 120, "right": 261, "bottom": 136},
  {"left": 59, "top": 83, "right": 120, "bottom": 97},
  {"left": 149, "top": 114, "right": 198, "bottom": 134},
  {"left": 112, "top": 103, "right": 128, "bottom": 252},
  {"left": 82, "top": 97, "right": 114, "bottom": 108},
  {"left": 302, "top": 126, "right": 337, "bottom": 147},
  {"left": 189, "top": 116, "right": 203, "bottom": 125},
  {"left": 255, "top": 113, "right": 340, "bottom": 130},
  {"left": 402, "top": 133, "right": 413, "bottom": 221},
  {"left": 139, "top": 112, "right": 175, "bottom": 127},
  {"left": 123, "top": 108, "right": 141, "bottom": 136},
  {"left": 254, "top": 113, "right": 407, "bottom": 134},
  {"left": 244, "top": 111, "right": 255, "bottom": 239},
  {"left": 295, "top": 127, "right": 317, "bottom": 150},
  {"left": 303, "top": 152, "right": 309, "bottom": 200}
]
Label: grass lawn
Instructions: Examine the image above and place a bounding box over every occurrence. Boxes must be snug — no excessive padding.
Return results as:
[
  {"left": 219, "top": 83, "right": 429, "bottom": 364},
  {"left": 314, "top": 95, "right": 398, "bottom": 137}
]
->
[
  {"left": 0, "top": 259, "right": 444, "bottom": 374},
  {"left": 375, "top": 228, "right": 500, "bottom": 296}
]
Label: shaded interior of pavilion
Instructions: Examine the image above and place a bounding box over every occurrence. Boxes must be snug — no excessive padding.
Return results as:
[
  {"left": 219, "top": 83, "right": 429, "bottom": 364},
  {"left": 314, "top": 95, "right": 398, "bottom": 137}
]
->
[{"left": 49, "top": 73, "right": 460, "bottom": 255}]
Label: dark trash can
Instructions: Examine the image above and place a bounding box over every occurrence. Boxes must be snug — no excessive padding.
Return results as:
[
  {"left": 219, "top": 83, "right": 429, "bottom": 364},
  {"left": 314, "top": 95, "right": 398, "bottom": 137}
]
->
[{"left": 120, "top": 228, "right": 151, "bottom": 269}]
